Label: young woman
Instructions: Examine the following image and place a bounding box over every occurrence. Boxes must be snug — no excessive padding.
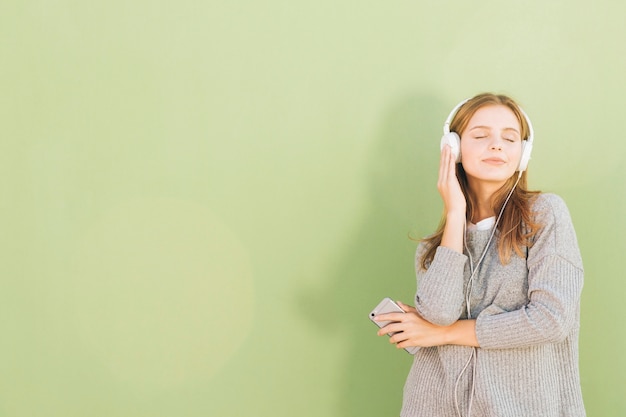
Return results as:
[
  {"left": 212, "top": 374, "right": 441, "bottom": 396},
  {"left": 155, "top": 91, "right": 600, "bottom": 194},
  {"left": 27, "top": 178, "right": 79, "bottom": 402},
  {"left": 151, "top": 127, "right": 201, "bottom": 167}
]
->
[{"left": 374, "top": 93, "right": 585, "bottom": 416}]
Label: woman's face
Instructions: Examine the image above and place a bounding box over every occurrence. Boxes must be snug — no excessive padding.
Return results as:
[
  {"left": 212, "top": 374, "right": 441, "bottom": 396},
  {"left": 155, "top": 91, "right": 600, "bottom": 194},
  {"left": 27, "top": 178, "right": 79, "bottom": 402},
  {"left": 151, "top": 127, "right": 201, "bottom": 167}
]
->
[{"left": 460, "top": 104, "right": 523, "bottom": 187}]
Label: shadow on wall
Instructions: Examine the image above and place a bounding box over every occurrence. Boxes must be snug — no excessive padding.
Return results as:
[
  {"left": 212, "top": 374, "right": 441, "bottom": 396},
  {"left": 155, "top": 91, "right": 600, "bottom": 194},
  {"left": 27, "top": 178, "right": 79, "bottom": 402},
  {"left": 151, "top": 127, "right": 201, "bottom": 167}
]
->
[{"left": 297, "top": 92, "right": 448, "bottom": 417}]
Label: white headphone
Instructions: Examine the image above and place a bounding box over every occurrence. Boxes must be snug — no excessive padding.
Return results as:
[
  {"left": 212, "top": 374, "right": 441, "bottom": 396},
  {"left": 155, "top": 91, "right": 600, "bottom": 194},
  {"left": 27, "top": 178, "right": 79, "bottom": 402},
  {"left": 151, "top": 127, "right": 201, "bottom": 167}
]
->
[{"left": 440, "top": 98, "right": 535, "bottom": 172}]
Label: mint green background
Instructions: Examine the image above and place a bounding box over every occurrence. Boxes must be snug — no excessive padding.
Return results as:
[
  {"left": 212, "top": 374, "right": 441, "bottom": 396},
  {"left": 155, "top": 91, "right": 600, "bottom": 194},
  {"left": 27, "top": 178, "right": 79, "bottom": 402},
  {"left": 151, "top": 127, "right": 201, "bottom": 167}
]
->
[{"left": 1, "top": 1, "right": 624, "bottom": 416}]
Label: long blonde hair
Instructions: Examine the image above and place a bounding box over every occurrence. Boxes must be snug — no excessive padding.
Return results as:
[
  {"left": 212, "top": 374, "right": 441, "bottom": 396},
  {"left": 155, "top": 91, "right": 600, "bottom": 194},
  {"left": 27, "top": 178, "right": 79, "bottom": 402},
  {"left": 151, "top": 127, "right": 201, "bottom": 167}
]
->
[{"left": 419, "top": 93, "right": 541, "bottom": 270}]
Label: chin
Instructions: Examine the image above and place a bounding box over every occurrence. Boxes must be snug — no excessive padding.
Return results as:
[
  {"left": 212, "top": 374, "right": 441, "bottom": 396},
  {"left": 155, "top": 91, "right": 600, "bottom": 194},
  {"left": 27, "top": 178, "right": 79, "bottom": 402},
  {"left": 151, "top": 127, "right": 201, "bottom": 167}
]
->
[{"left": 466, "top": 172, "right": 516, "bottom": 186}]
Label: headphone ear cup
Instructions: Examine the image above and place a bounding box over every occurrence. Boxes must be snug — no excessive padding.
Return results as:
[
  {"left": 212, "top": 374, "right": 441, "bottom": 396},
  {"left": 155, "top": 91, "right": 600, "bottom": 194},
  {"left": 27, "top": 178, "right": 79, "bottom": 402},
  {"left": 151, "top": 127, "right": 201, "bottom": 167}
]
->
[
  {"left": 440, "top": 132, "right": 461, "bottom": 163},
  {"left": 518, "top": 140, "right": 533, "bottom": 172}
]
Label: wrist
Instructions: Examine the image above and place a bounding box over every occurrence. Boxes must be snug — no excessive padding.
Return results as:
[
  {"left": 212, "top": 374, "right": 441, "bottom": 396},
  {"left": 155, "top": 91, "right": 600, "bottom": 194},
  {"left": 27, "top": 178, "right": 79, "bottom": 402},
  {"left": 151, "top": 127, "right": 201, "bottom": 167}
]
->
[
  {"left": 446, "top": 211, "right": 465, "bottom": 225},
  {"left": 441, "top": 212, "right": 466, "bottom": 253},
  {"left": 442, "top": 323, "right": 454, "bottom": 345},
  {"left": 444, "top": 320, "right": 479, "bottom": 347},
  {"left": 445, "top": 208, "right": 466, "bottom": 220}
]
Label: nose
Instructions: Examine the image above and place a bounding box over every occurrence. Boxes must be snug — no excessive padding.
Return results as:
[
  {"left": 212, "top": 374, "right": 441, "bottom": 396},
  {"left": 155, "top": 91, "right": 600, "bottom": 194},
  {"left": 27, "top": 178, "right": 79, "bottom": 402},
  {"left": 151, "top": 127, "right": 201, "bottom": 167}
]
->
[{"left": 489, "top": 138, "right": 503, "bottom": 151}]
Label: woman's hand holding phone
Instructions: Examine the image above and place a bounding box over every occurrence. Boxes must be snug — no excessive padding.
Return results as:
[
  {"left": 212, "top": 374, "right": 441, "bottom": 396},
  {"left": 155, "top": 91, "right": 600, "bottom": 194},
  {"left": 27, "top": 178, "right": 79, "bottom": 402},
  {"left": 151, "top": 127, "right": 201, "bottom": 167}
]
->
[{"left": 373, "top": 300, "right": 451, "bottom": 350}]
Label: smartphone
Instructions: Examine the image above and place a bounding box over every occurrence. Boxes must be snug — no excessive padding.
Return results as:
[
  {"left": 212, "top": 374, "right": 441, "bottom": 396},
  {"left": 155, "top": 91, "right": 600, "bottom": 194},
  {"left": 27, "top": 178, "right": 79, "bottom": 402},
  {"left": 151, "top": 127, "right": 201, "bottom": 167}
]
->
[{"left": 369, "top": 297, "right": 420, "bottom": 355}]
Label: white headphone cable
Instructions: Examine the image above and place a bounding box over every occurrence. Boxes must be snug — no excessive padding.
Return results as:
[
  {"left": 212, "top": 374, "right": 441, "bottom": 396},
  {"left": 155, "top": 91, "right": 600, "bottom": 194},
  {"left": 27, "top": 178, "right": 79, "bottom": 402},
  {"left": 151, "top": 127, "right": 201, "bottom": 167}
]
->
[
  {"left": 464, "top": 171, "right": 522, "bottom": 318},
  {"left": 454, "top": 171, "right": 522, "bottom": 417}
]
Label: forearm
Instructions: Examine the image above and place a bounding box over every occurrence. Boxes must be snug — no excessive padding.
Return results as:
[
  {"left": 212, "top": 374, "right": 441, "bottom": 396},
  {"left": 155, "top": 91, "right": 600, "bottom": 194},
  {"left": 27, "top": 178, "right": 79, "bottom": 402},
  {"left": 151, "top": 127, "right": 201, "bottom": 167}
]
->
[
  {"left": 440, "top": 211, "right": 465, "bottom": 254},
  {"left": 475, "top": 255, "right": 583, "bottom": 349},
  {"left": 414, "top": 213, "right": 467, "bottom": 326},
  {"left": 386, "top": 313, "right": 480, "bottom": 349},
  {"left": 414, "top": 246, "right": 467, "bottom": 325}
]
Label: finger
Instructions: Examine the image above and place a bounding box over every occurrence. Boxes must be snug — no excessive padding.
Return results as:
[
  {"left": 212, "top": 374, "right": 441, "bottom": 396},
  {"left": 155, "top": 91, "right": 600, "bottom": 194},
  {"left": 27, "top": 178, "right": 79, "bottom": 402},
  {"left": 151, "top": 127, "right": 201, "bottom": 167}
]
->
[
  {"left": 395, "top": 300, "right": 408, "bottom": 312},
  {"left": 389, "top": 330, "right": 409, "bottom": 345},
  {"left": 438, "top": 145, "right": 449, "bottom": 187},
  {"left": 396, "top": 340, "right": 417, "bottom": 350},
  {"left": 396, "top": 301, "right": 417, "bottom": 313},
  {"left": 446, "top": 146, "right": 457, "bottom": 182},
  {"left": 377, "top": 322, "right": 404, "bottom": 337},
  {"left": 373, "top": 312, "right": 405, "bottom": 323}
]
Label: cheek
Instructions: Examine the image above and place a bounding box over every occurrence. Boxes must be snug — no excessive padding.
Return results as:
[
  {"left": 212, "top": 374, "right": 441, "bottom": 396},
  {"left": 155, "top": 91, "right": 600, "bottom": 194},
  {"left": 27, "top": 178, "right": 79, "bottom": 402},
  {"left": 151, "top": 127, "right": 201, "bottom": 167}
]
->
[
  {"left": 508, "top": 144, "right": 523, "bottom": 161},
  {"left": 459, "top": 145, "right": 480, "bottom": 173},
  {"left": 460, "top": 140, "right": 481, "bottom": 161}
]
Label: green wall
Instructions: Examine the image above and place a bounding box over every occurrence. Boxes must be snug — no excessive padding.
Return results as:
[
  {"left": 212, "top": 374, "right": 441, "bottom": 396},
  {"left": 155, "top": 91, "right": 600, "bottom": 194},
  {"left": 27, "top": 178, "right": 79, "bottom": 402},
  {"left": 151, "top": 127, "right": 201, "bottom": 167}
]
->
[{"left": 2, "top": 1, "right": 624, "bottom": 416}]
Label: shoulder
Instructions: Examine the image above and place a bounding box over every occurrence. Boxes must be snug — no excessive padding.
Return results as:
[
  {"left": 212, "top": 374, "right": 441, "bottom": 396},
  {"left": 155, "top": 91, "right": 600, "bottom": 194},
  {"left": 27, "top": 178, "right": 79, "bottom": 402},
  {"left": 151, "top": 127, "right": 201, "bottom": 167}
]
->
[
  {"left": 532, "top": 192, "right": 570, "bottom": 214},
  {"left": 528, "top": 193, "right": 582, "bottom": 267},
  {"left": 531, "top": 193, "right": 574, "bottom": 225}
]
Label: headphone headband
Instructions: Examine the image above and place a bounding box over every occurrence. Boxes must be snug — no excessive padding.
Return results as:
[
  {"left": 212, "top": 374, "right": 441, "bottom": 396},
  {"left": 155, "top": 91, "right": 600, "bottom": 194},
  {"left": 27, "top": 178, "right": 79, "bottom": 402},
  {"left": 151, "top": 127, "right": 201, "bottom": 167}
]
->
[{"left": 443, "top": 98, "right": 470, "bottom": 135}]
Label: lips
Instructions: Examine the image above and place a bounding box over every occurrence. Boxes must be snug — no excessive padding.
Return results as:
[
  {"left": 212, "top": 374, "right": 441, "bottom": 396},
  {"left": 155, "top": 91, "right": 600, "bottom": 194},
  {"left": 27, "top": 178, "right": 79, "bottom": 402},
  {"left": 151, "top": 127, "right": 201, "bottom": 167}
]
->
[{"left": 483, "top": 158, "right": 506, "bottom": 165}]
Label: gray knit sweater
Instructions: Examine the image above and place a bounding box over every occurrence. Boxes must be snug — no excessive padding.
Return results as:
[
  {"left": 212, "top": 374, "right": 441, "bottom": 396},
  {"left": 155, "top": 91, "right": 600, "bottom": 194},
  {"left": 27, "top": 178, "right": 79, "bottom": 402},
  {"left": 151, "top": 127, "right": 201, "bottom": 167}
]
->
[{"left": 401, "top": 193, "right": 585, "bottom": 417}]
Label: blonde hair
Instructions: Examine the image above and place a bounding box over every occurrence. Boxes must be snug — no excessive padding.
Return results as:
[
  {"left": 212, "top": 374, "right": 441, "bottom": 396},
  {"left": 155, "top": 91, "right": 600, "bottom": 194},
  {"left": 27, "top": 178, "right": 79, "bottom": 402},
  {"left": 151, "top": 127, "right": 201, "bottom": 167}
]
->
[{"left": 419, "top": 93, "right": 541, "bottom": 270}]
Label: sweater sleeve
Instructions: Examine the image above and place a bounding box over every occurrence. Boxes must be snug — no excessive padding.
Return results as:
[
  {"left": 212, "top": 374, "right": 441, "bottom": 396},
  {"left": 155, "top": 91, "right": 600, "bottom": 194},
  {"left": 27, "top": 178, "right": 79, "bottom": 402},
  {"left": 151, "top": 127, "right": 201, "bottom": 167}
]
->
[
  {"left": 475, "top": 194, "right": 584, "bottom": 349},
  {"left": 414, "top": 244, "right": 468, "bottom": 326}
]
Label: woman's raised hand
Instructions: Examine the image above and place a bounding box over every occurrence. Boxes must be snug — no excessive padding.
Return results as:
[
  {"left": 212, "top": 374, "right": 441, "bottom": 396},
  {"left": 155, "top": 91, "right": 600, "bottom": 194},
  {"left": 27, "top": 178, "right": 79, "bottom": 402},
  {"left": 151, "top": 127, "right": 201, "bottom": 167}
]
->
[
  {"left": 437, "top": 145, "right": 466, "bottom": 253},
  {"left": 438, "top": 145, "right": 466, "bottom": 216}
]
